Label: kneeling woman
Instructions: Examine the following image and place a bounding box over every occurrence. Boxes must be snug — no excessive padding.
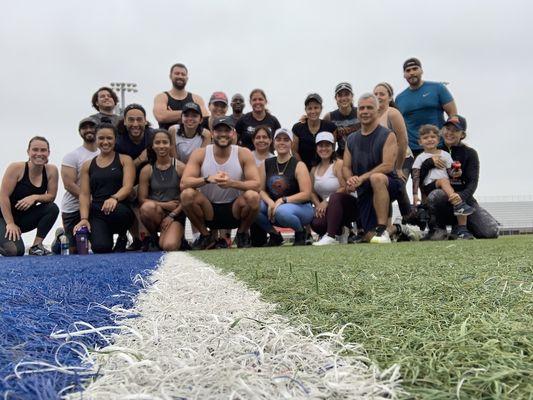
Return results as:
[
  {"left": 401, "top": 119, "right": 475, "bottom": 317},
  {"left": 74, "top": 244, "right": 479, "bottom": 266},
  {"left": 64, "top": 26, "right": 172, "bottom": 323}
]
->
[
  {"left": 0, "top": 136, "right": 59, "bottom": 256},
  {"left": 74, "top": 123, "right": 135, "bottom": 253},
  {"left": 255, "top": 128, "right": 313, "bottom": 246},
  {"left": 138, "top": 129, "right": 186, "bottom": 251}
]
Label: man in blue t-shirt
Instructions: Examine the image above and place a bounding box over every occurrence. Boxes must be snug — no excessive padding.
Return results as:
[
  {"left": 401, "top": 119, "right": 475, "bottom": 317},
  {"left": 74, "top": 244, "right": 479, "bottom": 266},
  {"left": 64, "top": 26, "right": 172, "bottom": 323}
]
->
[{"left": 395, "top": 57, "right": 458, "bottom": 156}]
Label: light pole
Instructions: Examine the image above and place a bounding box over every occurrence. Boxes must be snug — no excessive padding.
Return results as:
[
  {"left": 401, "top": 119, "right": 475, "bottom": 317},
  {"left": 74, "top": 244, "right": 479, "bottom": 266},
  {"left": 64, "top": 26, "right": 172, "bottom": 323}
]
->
[{"left": 110, "top": 82, "right": 138, "bottom": 114}]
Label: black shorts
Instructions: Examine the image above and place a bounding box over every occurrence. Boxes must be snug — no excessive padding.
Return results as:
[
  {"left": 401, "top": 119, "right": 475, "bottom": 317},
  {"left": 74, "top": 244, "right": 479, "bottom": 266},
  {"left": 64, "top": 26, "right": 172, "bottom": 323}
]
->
[
  {"left": 206, "top": 201, "right": 240, "bottom": 230},
  {"left": 164, "top": 210, "right": 186, "bottom": 227},
  {"left": 62, "top": 211, "right": 80, "bottom": 247},
  {"left": 421, "top": 182, "right": 438, "bottom": 197}
]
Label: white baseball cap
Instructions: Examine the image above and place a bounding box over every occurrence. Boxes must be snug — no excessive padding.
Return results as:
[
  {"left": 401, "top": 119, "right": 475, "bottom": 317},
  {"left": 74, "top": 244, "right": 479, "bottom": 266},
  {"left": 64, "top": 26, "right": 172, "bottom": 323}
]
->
[
  {"left": 315, "top": 131, "right": 335, "bottom": 144},
  {"left": 273, "top": 128, "right": 293, "bottom": 141}
]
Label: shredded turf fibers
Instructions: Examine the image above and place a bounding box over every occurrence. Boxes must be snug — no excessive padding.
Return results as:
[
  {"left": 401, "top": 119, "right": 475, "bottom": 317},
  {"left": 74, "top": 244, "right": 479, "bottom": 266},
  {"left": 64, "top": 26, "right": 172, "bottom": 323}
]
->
[{"left": 197, "top": 236, "right": 533, "bottom": 399}]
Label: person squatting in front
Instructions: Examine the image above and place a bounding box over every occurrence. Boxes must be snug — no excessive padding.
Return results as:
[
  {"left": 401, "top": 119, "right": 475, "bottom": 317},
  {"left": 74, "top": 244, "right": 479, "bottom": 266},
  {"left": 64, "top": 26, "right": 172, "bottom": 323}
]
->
[
  {"left": 0, "top": 136, "right": 59, "bottom": 256},
  {"left": 255, "top": 128, "right": 314, "bottom": 246},
  {"left": 138, "top": 129, "right": 186, "bottom": 251},
  {"left": 73, "top": 123, "right": 135, "bottom": 253},
  {"left": 180, "top": 116, "right": 261, "bottom": 249}
]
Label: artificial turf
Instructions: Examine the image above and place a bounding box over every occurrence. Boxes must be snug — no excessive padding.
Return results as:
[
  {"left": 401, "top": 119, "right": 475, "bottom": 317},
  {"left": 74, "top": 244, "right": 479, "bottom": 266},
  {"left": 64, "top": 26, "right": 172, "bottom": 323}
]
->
[{"left": 196, "top": 235, "right": 533, "bottom": 399}]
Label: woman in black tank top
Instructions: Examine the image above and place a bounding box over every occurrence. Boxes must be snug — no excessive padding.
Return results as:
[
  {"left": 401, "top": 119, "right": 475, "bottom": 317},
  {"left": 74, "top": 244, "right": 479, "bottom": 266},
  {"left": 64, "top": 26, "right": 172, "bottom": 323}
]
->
[
  {"left": 73, "top": 123, "right": 135, "bottom": 253},
  {"left": 0, "top": 136, "right": 59, "bottom": 256},
  {"left": 138, "top": 129, "right": 186, "bottom": 251},
  {"left": 255, "top": 128, "right": 314, "bottom": 246}
]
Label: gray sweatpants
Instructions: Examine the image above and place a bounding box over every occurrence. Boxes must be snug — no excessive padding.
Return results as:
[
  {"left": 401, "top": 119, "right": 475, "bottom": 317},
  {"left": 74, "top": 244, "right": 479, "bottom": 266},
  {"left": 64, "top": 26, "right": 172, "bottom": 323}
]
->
[{"left": 426, "top": 189, "right": 499, "bottom": 239}]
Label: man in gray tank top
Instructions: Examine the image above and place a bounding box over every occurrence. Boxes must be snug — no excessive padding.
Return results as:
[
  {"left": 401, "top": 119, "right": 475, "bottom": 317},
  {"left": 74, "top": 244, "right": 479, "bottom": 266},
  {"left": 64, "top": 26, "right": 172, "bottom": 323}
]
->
[
  {"left": 343, "top": 93, "right": 403, "bottom": 243},
  {"left": 180, "top": 116, "right": 261, "bottom": 249}
]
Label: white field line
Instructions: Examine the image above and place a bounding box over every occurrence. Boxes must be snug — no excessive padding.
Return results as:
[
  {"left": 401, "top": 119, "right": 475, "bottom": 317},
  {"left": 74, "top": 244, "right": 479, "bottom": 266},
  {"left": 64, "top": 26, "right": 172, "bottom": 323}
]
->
[{"left": 70, "top": 252, "right": 403, "bottom": 399}]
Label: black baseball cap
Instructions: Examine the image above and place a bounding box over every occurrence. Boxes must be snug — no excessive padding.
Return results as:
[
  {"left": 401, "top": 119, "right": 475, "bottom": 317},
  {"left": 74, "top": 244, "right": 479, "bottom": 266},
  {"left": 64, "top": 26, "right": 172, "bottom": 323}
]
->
[
  {"left": 304, "top": 93, "right": 323, "bottom": 106},
  {"left": 212, "top": 116, "right": 234, "bottom": 130},
  {"left": 79, "top": 117, "right": 97, "bottom": 129},
  {"left": 335, "top": 82, "right": 353, "bottom": 95},
  {"left": 403, "top": 57, "right": 422, "bottom": 71},
  {"left": 182, "top": 102, "right": 201, "bottom": 114},
  {"left": 444, "top": 115, "right": 467, "bottom": 131}
]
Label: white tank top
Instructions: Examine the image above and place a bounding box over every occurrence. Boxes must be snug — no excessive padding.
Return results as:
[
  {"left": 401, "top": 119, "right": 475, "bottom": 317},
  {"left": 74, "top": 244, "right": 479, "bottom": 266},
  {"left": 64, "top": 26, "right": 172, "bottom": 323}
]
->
[
  {"left": 199, "top": 144, "right": 243, "bottom": 203},
  {"left": 313, "top": 163, "right": 340, "bottom": 201},
  {"left": 175, "top": 130, "right": 203, "bottom": 163}
]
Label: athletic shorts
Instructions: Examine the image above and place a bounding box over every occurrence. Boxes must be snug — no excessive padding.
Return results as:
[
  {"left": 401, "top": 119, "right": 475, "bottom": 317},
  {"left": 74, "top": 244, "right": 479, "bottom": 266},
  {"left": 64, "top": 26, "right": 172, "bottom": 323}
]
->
[
  {"left": 358, "top": 176, "right": 403, "bottom": 233},
  {"left": 62, "top": 211, "right": 80, "bottom": 247},
  {"left": 164, "top": 209, "right": 186, "bottom": 227},
  {"left": 206, "top": 201, "right": 240, "bottom": 230}
]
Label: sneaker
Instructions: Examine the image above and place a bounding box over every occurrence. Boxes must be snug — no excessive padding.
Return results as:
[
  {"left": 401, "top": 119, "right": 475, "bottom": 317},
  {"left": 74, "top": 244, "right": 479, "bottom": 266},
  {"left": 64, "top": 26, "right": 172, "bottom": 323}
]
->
[
  {"left": 235, "top": 232, "right": 251, "bottom": 248},
  {"left": 113, "top": 234, "right": 128, "bottom": 253},
  {"left": 180, "top": 239, "right": 192, "bottom": 251},
  {"left": 450, "top": 225, "right": 474, "bottom": 240},
  {"left": 51, "top": 227, "right": 64, "bottom": 255},
  {"left": 28, "top": 244, "right": 53, "bottom": 256},
  {"left": 347, "top": 230, "right": 365, "bottom": 244},
  {"left": 422, "top": 227, "right": 448, "bottom": 241},
  {"left": 146, "top": 236, "right": 161, "bottom": 252},
  {"left": 293, "top": 231, "right": 306, "bottom": 246},
  {"left": 305, "top": 231, "right": 314, "bottom": 245},
  {"left": 313, "top": 234, "right": 338, "bottom": 246},
  {"left": 126, "top": 237, "right": 142, "bottom": 252},
  {"left": 214, "top": 238, "right": 229, "bottom": 249},
  {"left": 397, "top": 224, "right": 422, "bottom": 241},
  {"left": 453, "top": 202, "right": 475, "bottom": 216},
  {"left": 336, "top": 226, "right": 350, "bottom": 244},
  {"left": 267, "top": 232, "right": 284, "bottom": 247},
  {"left": 370, "top": 230, "right": 391, "bottom": 244},
  {"left": 192, "top": 233, "right": 216, "bottom": 250}
]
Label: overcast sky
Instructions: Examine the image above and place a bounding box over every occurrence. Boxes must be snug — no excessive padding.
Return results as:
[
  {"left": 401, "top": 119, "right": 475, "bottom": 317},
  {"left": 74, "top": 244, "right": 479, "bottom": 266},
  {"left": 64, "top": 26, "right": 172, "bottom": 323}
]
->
[{"left": 1, "top": 0, "right": 532, "bottom": 202}]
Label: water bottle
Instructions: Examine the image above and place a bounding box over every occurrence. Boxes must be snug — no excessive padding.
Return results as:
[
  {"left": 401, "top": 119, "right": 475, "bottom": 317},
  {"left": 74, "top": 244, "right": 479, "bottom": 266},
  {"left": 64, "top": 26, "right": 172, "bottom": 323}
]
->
[
  {"left": 60, "top": 235, "right": 69, "bottom": 255},
  {"left": 75, "top": 226, "right": 90, "bottom": 255}
]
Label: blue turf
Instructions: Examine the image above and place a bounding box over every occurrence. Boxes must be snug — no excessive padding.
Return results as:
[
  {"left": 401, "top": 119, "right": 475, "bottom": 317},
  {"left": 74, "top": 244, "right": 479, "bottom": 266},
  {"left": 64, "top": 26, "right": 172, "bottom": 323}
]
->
[{"left": 0, "top": 253, "right": 162, "bottom": 399}]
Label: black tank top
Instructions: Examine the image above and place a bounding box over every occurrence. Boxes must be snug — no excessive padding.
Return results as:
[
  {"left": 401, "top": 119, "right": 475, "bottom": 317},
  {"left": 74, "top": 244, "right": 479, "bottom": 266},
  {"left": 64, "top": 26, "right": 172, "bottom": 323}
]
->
[
  {"left": 329, "top": 107, "right": 360, "bottom": 156},
  {"left": 346, "top": 125, "right": 391, "bottom": 195},
  {"left": 149, "top": 159, "right": 181, "bottom": 202},
  {"left": 89, "top": 152, "right": 123, "bottom": 203},
  {"left": 159, "top": 92, "right": 194, "bottom": 130},
  {"left": 264, "top": 156, "right": 300, "bottom": 200},
  {"left": 9, "top": 162, "right": 48, "bottom": 209}
]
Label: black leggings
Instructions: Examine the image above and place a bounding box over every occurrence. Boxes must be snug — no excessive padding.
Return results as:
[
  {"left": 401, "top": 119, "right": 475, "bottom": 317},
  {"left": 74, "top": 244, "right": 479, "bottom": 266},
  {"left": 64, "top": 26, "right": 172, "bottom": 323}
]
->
[
  {"left": 0, "top": 202, "right": 59, "bottom": 257},
  {"left": 89, "top": 202, "right": 134, "bottom": 253}
]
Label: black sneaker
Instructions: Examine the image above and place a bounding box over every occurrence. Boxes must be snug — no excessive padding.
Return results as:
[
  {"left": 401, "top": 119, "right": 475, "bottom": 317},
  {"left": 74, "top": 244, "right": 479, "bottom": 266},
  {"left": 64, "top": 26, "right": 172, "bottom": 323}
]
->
[
  {"left": 450, "top": 225, "right": 474, "bottom": 240},
  {"left": 28, "top": 244, "right": 53, "bottom": 256},
  {"left": 113, "top": 235, "right": 128, "bottom": 253},
  {"left": 214, "top": 238, "right": 229, "bottom": 249},
  {"left": 293, "top": 231, "right": 306, "bottom": 246},
  {"left": 267, "top": 232, "right": 284, "bottom": 247},
  {"left": 422, "top": 227, "right": 448, "bottom": 241},
  {"left": 192, "top": 233, "right": 216, "bottom": 250},
  {"left": 126, "top": 237, "right": 142, "bottom": 252},
  {"left": 305, "top": 231, "right": 314, "bottom": 245},
  {"left": 235, "top": 232, "right": 251, "bottom": 248},
  {"left": 180, "top": 239, "right": 192, "bottom": 251},
  {"left": 347, "top": 230, "right": 365, "bottom": 244}
]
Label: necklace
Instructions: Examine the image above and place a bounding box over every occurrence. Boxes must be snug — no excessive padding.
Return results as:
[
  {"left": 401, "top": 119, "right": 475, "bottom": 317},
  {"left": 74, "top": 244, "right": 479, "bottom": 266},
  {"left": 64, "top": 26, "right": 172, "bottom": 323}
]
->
[
  {"left": 276, "top": 158, "right": 290, "bottom": 175},
  {"left": 156, "top": 159, "right": 172, "bottom": 181}
]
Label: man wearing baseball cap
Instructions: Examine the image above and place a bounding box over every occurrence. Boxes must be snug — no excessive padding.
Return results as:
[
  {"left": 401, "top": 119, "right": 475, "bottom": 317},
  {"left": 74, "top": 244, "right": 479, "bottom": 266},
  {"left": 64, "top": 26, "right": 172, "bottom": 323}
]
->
[
  {"left": 324, "top": 82, "right": 360, "bottom": 157},
  {"left": 395, "top": 57, "right": 458, "bottom": 157},
  {"left": 180, "top": 116, "right": 261, "bottom": 249},
  {"left": 57, "top": 117, "right": 100, "bottom": 253},
  {"left": 202, "top": 91, "right": 229, "bottom": 131}
]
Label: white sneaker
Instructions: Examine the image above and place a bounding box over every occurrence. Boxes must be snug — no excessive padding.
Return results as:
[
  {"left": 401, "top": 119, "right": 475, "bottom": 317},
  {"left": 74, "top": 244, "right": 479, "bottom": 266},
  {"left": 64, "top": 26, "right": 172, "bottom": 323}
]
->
[
  {"left": 336, "top": 226, "right": 350, "bottom": 244},
  {"left": 400, "top": 224, "right": 422, "bottom": 241},
  {"left": 370, "top": 230, "right": 391, "bottom": 244},
  {"left": 313, "top": 235, "right": 338, "bottom": 246}
]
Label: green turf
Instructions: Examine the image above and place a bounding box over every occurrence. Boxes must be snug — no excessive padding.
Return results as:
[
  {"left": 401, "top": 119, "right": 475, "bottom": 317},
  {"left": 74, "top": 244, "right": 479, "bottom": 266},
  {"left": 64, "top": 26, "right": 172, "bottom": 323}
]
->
[{"left": 196, "top": 236, "right": 533, "bottom": 399}]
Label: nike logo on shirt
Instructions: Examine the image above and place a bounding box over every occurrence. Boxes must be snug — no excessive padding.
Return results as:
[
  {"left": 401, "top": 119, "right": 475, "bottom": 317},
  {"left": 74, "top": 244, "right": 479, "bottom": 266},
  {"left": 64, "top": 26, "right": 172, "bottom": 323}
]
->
[{"left": 422, "top": 93, "right": 430, "bottom": 97}]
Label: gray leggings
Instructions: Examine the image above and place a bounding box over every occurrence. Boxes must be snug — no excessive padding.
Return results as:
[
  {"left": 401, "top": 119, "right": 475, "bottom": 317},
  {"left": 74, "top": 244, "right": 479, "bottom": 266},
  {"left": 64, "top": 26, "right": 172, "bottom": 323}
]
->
[{"left": 426, "top": 189, "right": 499, "bottom": 238}]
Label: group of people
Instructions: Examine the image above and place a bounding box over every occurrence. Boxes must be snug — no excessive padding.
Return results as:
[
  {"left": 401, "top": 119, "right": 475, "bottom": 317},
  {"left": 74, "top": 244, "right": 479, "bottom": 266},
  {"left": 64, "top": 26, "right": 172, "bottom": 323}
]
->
[{"left": 0, "top": 58, "right": 499, "bottom": 257}]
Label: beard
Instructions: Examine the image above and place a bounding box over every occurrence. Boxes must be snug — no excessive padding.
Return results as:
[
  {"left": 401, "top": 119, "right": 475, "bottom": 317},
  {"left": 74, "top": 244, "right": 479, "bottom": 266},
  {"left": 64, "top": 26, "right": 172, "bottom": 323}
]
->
[
  {"left": 213, "top": 136, "right": 231, "bottom": 148},
  {"left": 82, "top": 133, "right": 96, "bottom": 143},
  {"left": 172, "top": 79, "right": 186, "bottom": 90}
]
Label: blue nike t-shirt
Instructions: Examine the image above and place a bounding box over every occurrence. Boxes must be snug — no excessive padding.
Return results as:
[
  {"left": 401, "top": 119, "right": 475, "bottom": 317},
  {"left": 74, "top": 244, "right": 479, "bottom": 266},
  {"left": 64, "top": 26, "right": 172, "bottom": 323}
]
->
[{"left": 395, "top": 81, "right": 453, "bottom": 151}]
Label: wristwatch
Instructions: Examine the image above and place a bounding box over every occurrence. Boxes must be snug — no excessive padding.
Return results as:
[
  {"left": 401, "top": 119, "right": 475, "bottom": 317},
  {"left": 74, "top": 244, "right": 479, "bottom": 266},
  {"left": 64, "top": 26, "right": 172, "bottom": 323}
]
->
[
  {"left": 168, "top": 212, "right": 177, "bottom": 220},
  {"left": 282, "top": 196, "right": 288, "bottom": 203},
  {"left": 203, "top": 176, "right": 210, "bottom": 184}
]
